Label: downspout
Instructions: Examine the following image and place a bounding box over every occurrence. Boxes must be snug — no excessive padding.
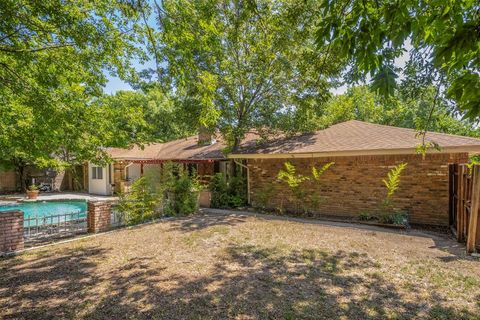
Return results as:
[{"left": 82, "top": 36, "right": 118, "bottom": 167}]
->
[
  {"left": 233, "top": 160, "right": 251, "bottom": 205},
  {"left": 124, "top": 162, "right": 133, "bottom": 180}
]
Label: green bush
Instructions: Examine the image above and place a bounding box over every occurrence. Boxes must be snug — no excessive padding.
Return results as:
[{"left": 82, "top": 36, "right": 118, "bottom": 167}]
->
[
  {"left": 118, "top": 175, "right": 163, "bottom": 225},
  {"left": 379, "top": 212, "right": 408, "bottom": 225},
  {"left": 277, "top": 161, "right": 334, "bottom": 214},
  {"left": 209, "top": 173, "right": 230, "bottom": 208},
  {"left": 162, "top": 162, "right": 201, "bottom": 216},
  {"left": 356, "top": 164, "right": 410, "bottom": 226},
  {"left": 358, "top": 211, "right": 374, "bottom": 221},
  {"left": 118, "top": 162, "right": 201, "bottom": 225},
  {"left": 209, "top": 172, "right": 247, "bottom": 208}
]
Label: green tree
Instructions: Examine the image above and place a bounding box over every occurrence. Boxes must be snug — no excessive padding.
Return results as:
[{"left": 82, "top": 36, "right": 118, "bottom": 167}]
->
[
  {"left": 319, "top": 86, "right": 383, "bottom": 127},
  {"left": 0, "top": 0, "right": 148, "bottom": 188},
  {"left": 149, "top": 0, "right": 341, "bottom": 149},
  {"left": 97, "top": 88, "right": 194, "bottom": 145},
  {"left": 315, "top": 0, "right": 479, "bottom": 119},
  {"left": 322, "top": 86, "right": 480, "bottom": 137}
]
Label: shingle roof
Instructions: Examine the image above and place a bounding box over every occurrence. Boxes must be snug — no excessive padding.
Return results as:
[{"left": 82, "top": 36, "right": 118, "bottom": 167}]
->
[
  {"left": 107, "top": 121, "right": 480, "bottom": 161},
  {"left": 107, "top": 135, "right": 227, "bottom": 161},
  {"left": 231, "top": 120, "right": 480, "bottom": 157}
]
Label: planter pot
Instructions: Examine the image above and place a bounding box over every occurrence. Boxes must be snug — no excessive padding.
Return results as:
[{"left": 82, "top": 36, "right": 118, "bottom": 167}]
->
[{"left": 26, "top": 190, "right": 39, "bottom": 200}]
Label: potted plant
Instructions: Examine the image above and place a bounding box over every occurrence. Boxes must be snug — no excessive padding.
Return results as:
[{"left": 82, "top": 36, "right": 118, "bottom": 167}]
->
[{"left": 26, "top": 184, "right": 39, "bottom": 200}]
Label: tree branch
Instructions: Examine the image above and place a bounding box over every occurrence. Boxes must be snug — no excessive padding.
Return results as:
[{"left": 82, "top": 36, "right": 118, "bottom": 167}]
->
[{"left": 0, "top": 43, "right": 74, "bottom": 53}]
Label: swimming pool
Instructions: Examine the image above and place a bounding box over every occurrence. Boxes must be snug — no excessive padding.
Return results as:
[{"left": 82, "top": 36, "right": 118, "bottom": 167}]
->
[{"left": 0, "top": 201, "right": 87, "bottom": 227}]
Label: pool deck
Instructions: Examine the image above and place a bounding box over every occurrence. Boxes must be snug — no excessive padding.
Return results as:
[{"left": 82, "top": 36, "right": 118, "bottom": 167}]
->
[{"left": 0, "top": 192, "right": 118, "bottom": 205}]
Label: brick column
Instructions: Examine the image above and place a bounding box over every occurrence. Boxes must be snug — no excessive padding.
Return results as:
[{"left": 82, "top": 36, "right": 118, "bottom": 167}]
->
[
  {"left": 87, "top": 201, "right": 112, "bottom": 233},
  {"left": 0, "top": 210, "right": 24, "bottom": 255}
]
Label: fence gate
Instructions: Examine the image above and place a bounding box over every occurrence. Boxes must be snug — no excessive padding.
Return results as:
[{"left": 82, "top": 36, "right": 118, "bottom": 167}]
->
[{"left": 449, "top": 164, "right": 480, "bottom": 253}]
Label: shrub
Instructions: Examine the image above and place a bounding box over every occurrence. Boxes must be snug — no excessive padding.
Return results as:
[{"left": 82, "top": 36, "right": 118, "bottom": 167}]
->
[
  {"left": 358, "top": 164, "right": 411, "bottom": 226},
  {"left": 209, "top": 172, "right": 247, "bottom": 208},
  {"left": 118, "top": 162, "right": 201, "bottom": 225},
  {"left": 118, "top": 175, "right": 163, "bottom": 225},
  {"left": 162, "top": 162, "right": 201, "bottom": 216},
  {"left": 358, "top": 211, "right": 374, "bottom": 221},
  {"left": 379, "top": 212, "right": 408, "bottom": 225},
  {"left": 277, "top": 161, "right": 334, "bottom": 214},
  {"left": 209, "top": 173, "right": 230, "bottom": 208},
  {"left": 277, "top": 161, "right": 309, "bottom": 188},
  {"left": 382, "top": 162, "right": 408, "bottom": 208}
]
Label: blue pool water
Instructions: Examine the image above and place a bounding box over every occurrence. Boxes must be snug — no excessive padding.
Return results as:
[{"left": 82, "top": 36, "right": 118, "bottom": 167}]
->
[{"left": 0, "top": 201, "right": 87, "bottom": 226}]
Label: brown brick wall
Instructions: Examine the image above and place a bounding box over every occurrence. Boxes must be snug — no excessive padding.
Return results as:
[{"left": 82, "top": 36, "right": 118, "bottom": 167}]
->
[
  {"left": 0, "top": 210, "right": 24, "bottom": 254},
  {"left": 87, "top": 201, "right": 112, "bottom": 233},
  {"left": 247, "top": 153, "right": 469, "bottom": 226}
]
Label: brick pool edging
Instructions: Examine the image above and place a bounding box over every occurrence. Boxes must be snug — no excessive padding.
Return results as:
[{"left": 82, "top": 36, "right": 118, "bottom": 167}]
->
[
  {"left": 0, "top": 210, "right": 24, "bottom": 255},
  {"left": 0, "top": 200, "right": 118, "bottom": 256}
]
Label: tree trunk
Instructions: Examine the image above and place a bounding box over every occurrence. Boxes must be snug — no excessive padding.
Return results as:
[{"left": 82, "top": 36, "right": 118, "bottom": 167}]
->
[
  {"left": 13, "top": 159, "right": 27, "bottom": 192},
  {"left": 232, "top": 136, "right": 241, "bottom": 152}
]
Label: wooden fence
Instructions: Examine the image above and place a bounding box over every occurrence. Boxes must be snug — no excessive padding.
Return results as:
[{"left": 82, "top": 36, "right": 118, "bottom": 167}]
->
[{"left": 449, "top": 164, "right": 480, "bottom": 254}]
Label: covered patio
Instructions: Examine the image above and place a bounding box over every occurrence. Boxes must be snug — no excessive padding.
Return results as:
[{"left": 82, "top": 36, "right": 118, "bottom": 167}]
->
[{"left": 87, "top": 132, "right": 239, "bottom": 195}]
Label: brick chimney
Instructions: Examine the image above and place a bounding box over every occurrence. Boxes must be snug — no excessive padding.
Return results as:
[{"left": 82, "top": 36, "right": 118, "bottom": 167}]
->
[{"left": 198, "top": 126, "right": 213, "bottom": 145}]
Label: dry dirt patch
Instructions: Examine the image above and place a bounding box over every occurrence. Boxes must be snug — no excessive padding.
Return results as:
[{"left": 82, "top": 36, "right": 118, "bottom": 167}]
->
[{"left": 1, "top": 212, "right": 479, "bottom": 319}]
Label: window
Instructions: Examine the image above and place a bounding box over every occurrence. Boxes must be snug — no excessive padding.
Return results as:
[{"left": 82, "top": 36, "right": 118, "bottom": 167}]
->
[{"left": 92, "top": 167, "right": 103, "bottom": 180}]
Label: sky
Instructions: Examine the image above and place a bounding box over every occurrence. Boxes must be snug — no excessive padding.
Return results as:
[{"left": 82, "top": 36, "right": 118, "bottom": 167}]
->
[{"left": 104, "top": 41, "right": 412, "bottom": 96}]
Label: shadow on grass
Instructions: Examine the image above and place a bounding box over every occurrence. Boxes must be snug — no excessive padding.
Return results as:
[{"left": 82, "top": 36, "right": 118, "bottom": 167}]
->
[
  {"left": 168, "top": 212, "right": 248, "bottom": 232},
  {"left": 0, "top": 246, "right": 109, "bottom": 319},
  {"left": 2, "top": 243, "right": 476, "bottom": 319},
  {"left": 205, "top": 209, "right": 474, "bottom": 262},
  {"left": 83, "top": 245, "right": 478, "bottom": 319}
]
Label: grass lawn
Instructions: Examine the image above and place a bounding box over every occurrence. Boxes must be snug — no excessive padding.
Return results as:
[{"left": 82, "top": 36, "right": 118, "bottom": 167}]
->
[{"left": 1, "top": 212, "right": 479, "bottom": 319}]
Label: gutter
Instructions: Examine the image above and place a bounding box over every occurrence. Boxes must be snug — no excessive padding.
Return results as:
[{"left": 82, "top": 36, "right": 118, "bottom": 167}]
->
[
  {"left": 227, "top": 145, "right": 480, "bottom": 159},
  {"left": 233, "top": 160, "right": 251, "bottom": 205}
]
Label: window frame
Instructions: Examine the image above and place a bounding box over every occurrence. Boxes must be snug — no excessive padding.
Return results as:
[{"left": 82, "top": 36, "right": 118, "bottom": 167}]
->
[{"left": 92, "top": 166, "right": 103, "bottom": 180}]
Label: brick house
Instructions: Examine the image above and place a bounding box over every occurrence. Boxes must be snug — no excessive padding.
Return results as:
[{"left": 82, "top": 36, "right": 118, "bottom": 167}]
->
[
  {"left": 87, "top": 131, "right": 239, "bottom": 195},
  {"left": 229, "top": 120, "right": 480, "bottom": 226}
]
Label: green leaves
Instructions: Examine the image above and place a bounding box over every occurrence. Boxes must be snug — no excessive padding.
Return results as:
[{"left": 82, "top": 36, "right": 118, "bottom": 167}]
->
[
  {"left": 154, "top": 0, "right": 340, "bottom": 148},
  {"left": 312, "top": 162, "right": 335, "bottom": 181},
  {"left": 277, "top": 162, "right": 309, "bottom": 188},
  {"left": 370, "top": 66, "right": 399, "bottom": 97},
  {"left": 278, "top": 161, "right": 335, "bottom": 188},
  {"left": 315, "top": 0, "right": 480, "bottom": 119},
  {"left": 0, "top": 0, "right": 147, "bottom": 169},
  {"left": 447, "top": 71, "right": 480, "bottom": 119},
  {"left": 382, "top": 163, "right": 408, "bottom": 199}
]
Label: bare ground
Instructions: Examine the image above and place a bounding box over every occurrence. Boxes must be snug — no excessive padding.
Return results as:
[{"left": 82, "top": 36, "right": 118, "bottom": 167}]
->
[{"left": 1, "top": 212, "right": 479, "bottom": 320}]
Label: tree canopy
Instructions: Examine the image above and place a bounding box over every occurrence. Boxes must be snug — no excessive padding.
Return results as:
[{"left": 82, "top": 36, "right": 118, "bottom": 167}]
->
[
  {"left": 0, "top": 0, "right": 478, "bottom": 183},
  {"left": 315, "top": 0, "right": 479, "bottom": 119},
  {"left": 147, "top": 0, "right": 342, "bottom": 149},
  {"left": 0, "top": 0, "right": 150, "bottom": 183}
]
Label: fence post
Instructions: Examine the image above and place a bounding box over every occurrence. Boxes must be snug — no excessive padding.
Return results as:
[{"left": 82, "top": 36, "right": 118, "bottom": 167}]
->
[
  {"left": 457, "top": 165, "right": 465, "bottom": 241},
  {"left": 0, "top": 210, "right": 24, "bottom": 255},
  {"left": 87, "top": 201, "right": 112, "bottom": 233},
  {"left": 467, "top": 165, "right": 480, "bottom": 254}
]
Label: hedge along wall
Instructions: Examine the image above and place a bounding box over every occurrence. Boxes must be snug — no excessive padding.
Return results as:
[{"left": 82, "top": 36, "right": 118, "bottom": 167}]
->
[{"left": 247, "top": 153, "right": 469, "bottom": 226}]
